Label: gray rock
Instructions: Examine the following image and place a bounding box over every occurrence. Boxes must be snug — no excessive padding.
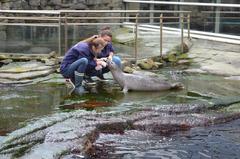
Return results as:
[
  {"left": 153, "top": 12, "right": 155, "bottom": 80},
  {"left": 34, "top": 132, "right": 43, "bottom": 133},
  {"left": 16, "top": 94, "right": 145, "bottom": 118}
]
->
[
  {"left": 0, "top": 59, "right": 12, "bottom": 65},
  {"left": 224, "top": 76, "right": 240, "bottom": 81},
  {"left": 0, "top": 78, "right": 33, "bottom": 85},
  {"left": 0, "top": 69, "right": 55, "bottom": 80},
  {"left": 201, "top": 62, "right": 240, "bottom": 76},
  {"left": 0, "top": 61, "right": 54, "bottom": 73}
]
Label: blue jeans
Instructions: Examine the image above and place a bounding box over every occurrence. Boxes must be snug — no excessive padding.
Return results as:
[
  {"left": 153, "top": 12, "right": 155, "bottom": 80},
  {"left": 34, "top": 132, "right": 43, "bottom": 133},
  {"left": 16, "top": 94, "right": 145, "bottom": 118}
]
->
[
  {"left": 86, "top": 55, "right": 122, "bottom": 77},
  {"left": 112, "top": 56, "right": 121, "bottom": 69},
  {"left": 61, "top": 58, "right": 88, "bottom": 80}
]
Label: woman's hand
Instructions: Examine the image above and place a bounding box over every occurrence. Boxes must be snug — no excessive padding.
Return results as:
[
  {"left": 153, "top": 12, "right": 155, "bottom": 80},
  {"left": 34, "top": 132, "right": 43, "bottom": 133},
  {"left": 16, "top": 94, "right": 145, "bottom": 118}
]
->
[{"left": 96, "top": 60, "right": 107, "bottom": 67}]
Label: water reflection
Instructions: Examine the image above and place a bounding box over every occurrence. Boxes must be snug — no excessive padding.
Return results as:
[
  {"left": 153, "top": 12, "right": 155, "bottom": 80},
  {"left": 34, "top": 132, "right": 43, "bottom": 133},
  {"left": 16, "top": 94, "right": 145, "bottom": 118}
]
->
[
  {"left": 0, "top": 84, "right": 68, "bottom": 135},
  {"left": 91, "top": 119, "right": 240, "bottom": 159}
]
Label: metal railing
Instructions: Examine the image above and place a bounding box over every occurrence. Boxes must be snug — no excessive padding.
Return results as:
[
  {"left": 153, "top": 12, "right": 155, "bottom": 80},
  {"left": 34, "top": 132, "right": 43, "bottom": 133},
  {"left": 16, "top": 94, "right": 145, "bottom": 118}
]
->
[
  {"left": 0, "top": 10, "right": 191, "bottom": 61},
  {"left": 123, "top": 0, "right": 240, "bottom": 8},
  {"left": 123, "top": 0, "right": 240, "bottom": 39}
]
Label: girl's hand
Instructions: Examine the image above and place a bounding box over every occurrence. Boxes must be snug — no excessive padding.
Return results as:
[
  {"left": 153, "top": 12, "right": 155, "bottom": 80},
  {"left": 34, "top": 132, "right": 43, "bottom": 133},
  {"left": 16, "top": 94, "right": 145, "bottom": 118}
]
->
[
  {"left": 96, "top": 61, "right": 107, "bottom": 67},
  {"left": 95, "top": 65, "right": 102, "bottom": 70}
]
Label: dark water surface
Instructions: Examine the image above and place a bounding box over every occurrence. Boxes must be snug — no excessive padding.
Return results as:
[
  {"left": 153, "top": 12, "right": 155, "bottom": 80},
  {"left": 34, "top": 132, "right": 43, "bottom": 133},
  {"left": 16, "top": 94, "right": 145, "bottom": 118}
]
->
[
  {"left": 0, "top": 67, "right": 240, "bottom": 158},
  {"left": 91, "top": 119, "right": 240, "bottom": 159}
]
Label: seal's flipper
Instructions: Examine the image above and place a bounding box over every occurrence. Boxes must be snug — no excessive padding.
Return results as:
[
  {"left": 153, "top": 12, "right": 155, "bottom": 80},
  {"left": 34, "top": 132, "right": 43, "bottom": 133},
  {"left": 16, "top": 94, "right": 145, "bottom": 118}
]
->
[
  {"left": 171, "top": 82, "right": 184, "bottom": 90},
  {"left": 123, "top": 86, "right": 128, "bottom": 93}
]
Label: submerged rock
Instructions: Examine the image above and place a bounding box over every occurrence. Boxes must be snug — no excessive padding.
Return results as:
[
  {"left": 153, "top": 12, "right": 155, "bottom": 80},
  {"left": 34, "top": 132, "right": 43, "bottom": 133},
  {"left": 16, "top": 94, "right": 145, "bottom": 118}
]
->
[{"left": 1, "top": 97, "right": 240, "bottom": 158}]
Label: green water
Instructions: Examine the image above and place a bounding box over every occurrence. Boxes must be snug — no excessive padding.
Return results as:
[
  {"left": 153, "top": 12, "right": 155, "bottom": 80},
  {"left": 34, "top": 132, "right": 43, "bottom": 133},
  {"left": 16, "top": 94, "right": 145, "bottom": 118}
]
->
[{"left": 0, "top": 68, "right": 240, "bottom": 136}]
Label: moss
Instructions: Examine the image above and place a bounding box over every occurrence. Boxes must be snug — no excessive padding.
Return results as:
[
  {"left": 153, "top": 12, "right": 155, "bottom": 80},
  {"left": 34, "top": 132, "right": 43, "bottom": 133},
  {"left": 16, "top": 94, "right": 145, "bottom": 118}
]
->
[
  {"left": 167, "top": 54, "right": 177, "bottom": 62},
  {"left": 178, "top": 53, "right": 189, "bottom": 59},
  {"left": 221, "top": 103, "right": 240, "bottom": 113},
  {"left": 12, "top": 144, "right": 33, "bottom": 158}
]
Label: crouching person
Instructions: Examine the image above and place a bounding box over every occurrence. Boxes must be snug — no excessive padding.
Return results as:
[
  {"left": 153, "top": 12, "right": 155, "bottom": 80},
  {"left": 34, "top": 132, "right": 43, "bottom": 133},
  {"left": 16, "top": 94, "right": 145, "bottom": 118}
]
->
[{"left": 60, "top": 38, "right": 106, "bottom": 95}]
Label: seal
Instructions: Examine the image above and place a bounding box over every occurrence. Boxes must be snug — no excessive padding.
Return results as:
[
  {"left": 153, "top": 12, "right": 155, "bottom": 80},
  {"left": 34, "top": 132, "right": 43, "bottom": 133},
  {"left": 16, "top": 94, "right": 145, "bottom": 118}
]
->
[{"left": 107, "top": 61, "right": 183, "bottom": 93}]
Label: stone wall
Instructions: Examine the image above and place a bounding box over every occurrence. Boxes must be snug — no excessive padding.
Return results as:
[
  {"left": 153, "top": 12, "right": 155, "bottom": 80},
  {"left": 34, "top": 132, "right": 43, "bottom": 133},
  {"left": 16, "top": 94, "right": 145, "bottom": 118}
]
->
[{"left": 0, "top": 0, "right": 123, "bottom": 10}]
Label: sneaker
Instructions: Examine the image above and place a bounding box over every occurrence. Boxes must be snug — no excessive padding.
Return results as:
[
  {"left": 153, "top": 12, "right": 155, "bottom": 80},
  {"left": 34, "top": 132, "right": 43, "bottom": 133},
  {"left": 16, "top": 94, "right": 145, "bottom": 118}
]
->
[
  {"left": 83, "top": 76, "right": 96, "bottom": 85},
  {"left": 97, "top": 74, "right": 108, "bottom": 81}
]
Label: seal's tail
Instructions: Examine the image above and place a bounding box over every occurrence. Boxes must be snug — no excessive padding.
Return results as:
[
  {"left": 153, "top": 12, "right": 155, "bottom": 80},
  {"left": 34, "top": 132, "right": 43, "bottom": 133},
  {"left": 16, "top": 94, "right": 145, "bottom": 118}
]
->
[{"left": 171, "top": 82, "right": 184, "bottom": 90}]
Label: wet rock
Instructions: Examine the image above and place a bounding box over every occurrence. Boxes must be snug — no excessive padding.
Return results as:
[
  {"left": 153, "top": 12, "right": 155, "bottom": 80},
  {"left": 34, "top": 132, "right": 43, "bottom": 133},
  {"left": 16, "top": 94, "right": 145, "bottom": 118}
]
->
[
  {"left": 137, "top": 59, "right": 159, "bottom": 70},
  {"left": 0, "top": 54, "right": 8, "bottom": 60},
  {"left": 1, "top": 97, "right": 240, "bottom": 158},
  {"left": 0, "top": 78, "right": 33, "bottom": 85},
  {"left": 0, "top": 59, "right": 13, "bottom": 65},
  {"left": 187, "top": 90, "right": 214, "bottom": 99},
  {"left": 133, "top": 114, "right": 198, "bottom": 134},
  {"left": 223, "top": 103, "right": 240, "bottom": 113},
  {"left": 186, "top": 39, "right": 240, "bottom": 76},
  {"left": 225, "top": 76, "right": 240, "bottom": 81},
  {"left": 177, "top": 59, "right": 191, "bottom": 65},
  {"left": 154, "top": 61, "right": 164, "bottom": 67},
  {"left": 123, "top": 66, "right": 134, "bottom": 73},
  {"left": 184, "top": 68, "right": 207, "bottom": 74},
  {"left": 0, "top": 61, "right": 58, "bottom": 82},
  {"left": 173, "top": 38, "right": 193, "bottom": 54},
  {"left": 0, "top": 61, "right": 54, "bottom": 73},
  {"left": 40, "top": 58, "right": 59, "bottom": 66},
  {"left": 0, "top": 69, "right": 55, "bottom": 81},
  {"left": 200, "top": 62, "right": 240, "bottom": 76}
]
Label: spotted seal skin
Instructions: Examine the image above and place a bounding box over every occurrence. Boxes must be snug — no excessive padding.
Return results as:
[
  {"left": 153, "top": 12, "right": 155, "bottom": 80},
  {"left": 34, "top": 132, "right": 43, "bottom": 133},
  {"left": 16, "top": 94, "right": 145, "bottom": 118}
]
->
[{"left": 107, "top": 61, "right": 183, "bottom": 93}]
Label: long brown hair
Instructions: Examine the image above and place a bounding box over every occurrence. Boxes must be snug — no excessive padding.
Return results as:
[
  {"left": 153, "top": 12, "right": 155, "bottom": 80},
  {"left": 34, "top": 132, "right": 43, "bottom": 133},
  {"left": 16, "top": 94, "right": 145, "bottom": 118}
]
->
[{"left": 89, "top": 37, "right": 106, "bottom": 49}]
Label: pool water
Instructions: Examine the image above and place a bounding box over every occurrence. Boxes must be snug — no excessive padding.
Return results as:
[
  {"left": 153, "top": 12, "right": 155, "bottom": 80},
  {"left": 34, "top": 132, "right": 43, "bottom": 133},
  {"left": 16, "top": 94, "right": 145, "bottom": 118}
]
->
[{"left": 0, "top": 67, "right": 240, "bottom": 158}]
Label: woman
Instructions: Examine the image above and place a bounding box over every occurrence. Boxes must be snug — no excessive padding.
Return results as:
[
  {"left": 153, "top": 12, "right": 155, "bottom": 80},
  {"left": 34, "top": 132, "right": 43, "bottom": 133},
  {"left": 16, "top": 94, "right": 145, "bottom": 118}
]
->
[
  {"left": 82, "top": 28, "right": 122, "bottom": 83},
  {"left": 60, "top": 37, "right": 106, "bottom": 95}
]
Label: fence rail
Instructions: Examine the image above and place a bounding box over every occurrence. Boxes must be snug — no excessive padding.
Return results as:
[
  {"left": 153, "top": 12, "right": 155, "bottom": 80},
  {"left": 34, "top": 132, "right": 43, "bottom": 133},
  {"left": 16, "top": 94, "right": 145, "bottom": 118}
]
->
[
  {"left": 123, "top": 0, "right": 240, "bottom": 8},
  {"left": 0, "top": 10, "right": 191, "bottom": 60}
]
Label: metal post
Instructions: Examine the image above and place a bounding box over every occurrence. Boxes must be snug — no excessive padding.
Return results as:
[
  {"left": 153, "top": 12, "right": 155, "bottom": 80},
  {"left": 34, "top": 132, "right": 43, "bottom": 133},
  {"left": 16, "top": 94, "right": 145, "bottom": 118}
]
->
[
  {"left": 125, "top": 2, "right": 129, "bottom": 22},
  {"left": 180, "top": 14, "right": 184, "bottom": 53},
  {"left": 64, "top": 14, "right": 68, "bottom": 52},
  {"left": 187, "top": 13, "right": 190, "bottom": 39},
  {"left": 134, "top": 13, "right": 139, "bottom": 63},
  {"left": 215, "top": 0, "right": 221, "bottom": 33},
  {"left": 160, "top": 14, "right": 163, "bottom": 59},
  {"left": 58, "top": 14, "right": 61, "bottom": 56},
  {"left": 149, "top": 0, "right": 154, "bottom": 24}
]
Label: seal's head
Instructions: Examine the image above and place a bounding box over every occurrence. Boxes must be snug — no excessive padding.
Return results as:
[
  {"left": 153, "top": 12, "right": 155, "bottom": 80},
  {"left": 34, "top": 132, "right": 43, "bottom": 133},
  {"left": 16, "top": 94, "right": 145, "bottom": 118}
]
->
[{"left": 106, "top": 60, "right": 118, "bottom": 71}]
